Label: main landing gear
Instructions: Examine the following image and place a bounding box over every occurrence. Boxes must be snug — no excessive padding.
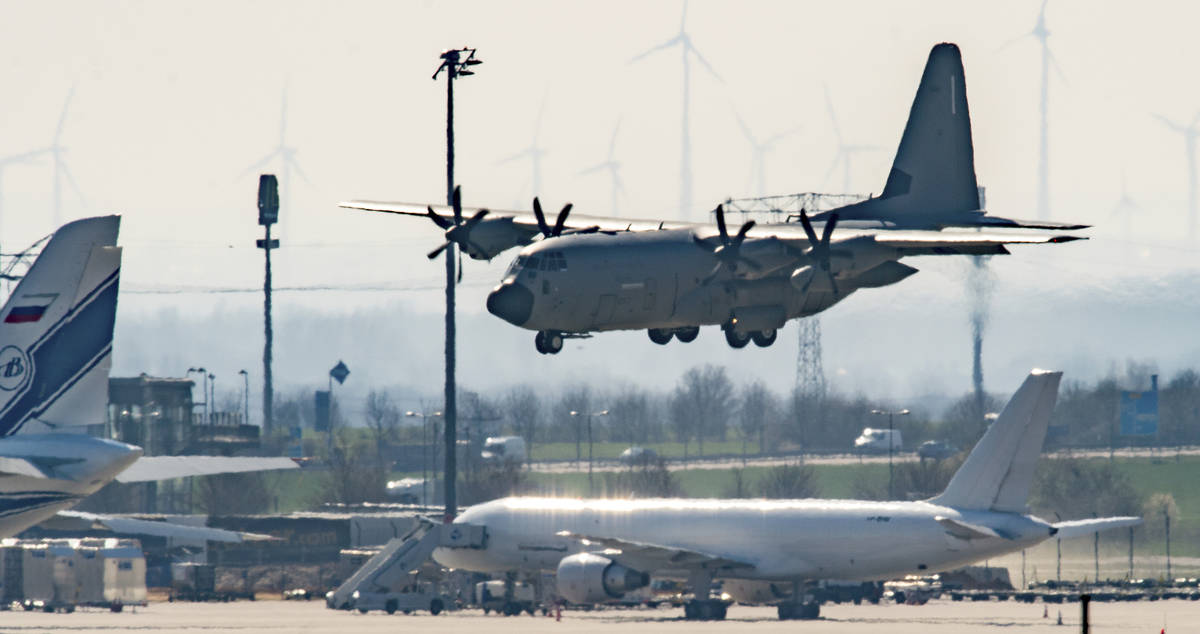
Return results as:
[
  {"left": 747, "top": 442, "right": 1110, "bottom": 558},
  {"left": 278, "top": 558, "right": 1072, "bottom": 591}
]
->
[
  {"left": 683, "top": 599, "right": 728, "bottom": 621},
  {"left": 534, "top": 330, "right": 563, "bottom": 354},
  {"left": 723, "top": 326, "right": 777, "bottom": 349},
  {"left": 777, "top": 601, "right": 820, "bottom": 620},
  {"left": 647, "top": 326, "right": 700, "bottom": 345}
]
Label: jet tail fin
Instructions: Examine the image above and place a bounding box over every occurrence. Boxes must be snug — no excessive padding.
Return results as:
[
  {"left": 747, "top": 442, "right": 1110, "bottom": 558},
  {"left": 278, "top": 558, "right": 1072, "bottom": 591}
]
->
[
  {"left": 822, "top": 43, "right": 982, "bottom": 226},
  {"left": 930, "top": 370, "right": 1062, "bottom": 512},
  {"left": 0, "top": 216, "right": 121, "bottom": 437}
]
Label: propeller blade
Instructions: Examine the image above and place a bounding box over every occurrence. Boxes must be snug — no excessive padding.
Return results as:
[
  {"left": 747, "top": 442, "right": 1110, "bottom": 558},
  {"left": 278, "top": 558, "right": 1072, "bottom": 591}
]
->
[
  {"left": 427, "top": 206, "right": 453, "bottom": 230},
  {"left": 828, "top": 271, "right": 839, "bottom": 296},
  {"left": 533, "top": 197, "right": 551, "bottom": 236},
  {"left": 733, "top": 220, "right": 756, "bottom": 243},
  {"left": 452, "top": 186, "right": 463, "bottom": 224},
  {"left": 700, "top": 262, "right": 722, "bottom": 286},
  {"left": 457, "top": 249, "right": 464, "bottom": 284},
  {"left": 799, "top": 210, "right": 820, "bottom": 246},
  {"left": 714, "top": 205, "right": 728, "bottom": 242},
  {"left": 465, "top": 209, "right": 490, "bottom": 227},
  {"left": 692, "top": 235, "right": 718, "bottom": 252},
  {"left": 552, "top": 203, "right": 573, "bottom": 236},
  {"left": 821, "top": 212, "right": 839, "bottom": 245},
  {"left": 427, "top": 242, "right": 451, "bottom": 259},
  {"left": 736, "top": 256, "right": 762, "bottom": 271}
]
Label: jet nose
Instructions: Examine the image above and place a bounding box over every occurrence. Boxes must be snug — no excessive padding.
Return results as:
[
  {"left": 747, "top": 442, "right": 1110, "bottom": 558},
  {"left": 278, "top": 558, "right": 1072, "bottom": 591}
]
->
[{"left": 487, "top": 282, "right": 533, "bottom": 326}]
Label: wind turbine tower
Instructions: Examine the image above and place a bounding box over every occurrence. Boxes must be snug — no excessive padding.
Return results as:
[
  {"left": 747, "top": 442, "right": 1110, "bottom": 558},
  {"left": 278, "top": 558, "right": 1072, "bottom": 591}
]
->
[
  {"left": 734, "top": 110, "right": 796, "bottom": 197},
  {"left": 580, "top": 119, "right": 625, "bottom": 216},
  {"left": 823, "top": 86, "right": 879, "bottom": 194},
  {"left": 1155, "top": 112, "right": 1199, "bottom": 240},
  {"left": 631, "top": 0, "right": 721, "bottom": 221},
  {"left": 499, "top": 95, "right": 549, "bottom": 200},
  {"left": 1007, "top": 0, "right": 1065, "bottom": 221},
  {"left": 242, "top": 86, "right": 312, "bottom": 238},
  {"left": 49, "top": 87, "right": 86, "bottom": 227}
]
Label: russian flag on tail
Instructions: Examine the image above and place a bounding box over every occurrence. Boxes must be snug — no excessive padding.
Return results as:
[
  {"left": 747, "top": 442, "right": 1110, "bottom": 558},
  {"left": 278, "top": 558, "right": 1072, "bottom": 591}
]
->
[{"left": 4, "top": 294, "right": 56, "bottom": 323}]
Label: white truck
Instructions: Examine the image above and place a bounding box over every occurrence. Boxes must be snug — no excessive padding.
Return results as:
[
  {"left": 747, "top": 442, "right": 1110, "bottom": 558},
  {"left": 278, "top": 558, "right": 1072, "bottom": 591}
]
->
[
  {"left": 350, "top": 584, "right": 450, "bottom": 615},
  {"left": 853, "top": 428, "right": 903, "bottom": 453},
  {"left": 480, "top": 436, "right": 527, "bottom": 464}
]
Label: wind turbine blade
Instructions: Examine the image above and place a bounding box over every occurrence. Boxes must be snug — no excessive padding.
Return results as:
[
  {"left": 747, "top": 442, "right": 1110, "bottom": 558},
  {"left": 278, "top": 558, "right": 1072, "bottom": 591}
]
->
[
  {"left": 996, "top": 32, "right": 1030, "bottom": 53},
  {"left": 496, "top": 148, "right": 532, "bottom": 165},
  {"left": 1191, "top": 109, "right": 1200, "bottom": 130},
  {"left": 286, "top": 155, "right": 313, "bottom": 187},
  {"left": 280, "top": 84, "right": 289, "bottom": 146},
  {"left": 534, "top": 90, "right": 549, "bottom": 143},
  {"left": 763, "top": 126, "right": 800, "bottom": 148},
  {"left": 821, "top": 152, "right": 844, "bottom": 190},
  {"left": 1153, "top": 114, "right": 1185, "bottom": 133},
  {"left": 607, "top": 118, "right": 621, "bottom": 158},
  {"left": 238, "top": 150, "right": 282, "bottom": 178},
  {"left": 823, "top": 84, "right": 843, "bottom": 144},
  {"left": 54, "top": 85, "right": 77, "bottom": 144},
  {"left": 733, "top": 109, "right": 755, "bottom": 145},
  {"left": 688, "top": 44, "right": 723, "bottom": 83},
  {"left": 679, "top": 0, "right": 689, "bottom": 32},
  {"left": 1046, "top": 48, "right": 1068, "bottom": 85},
  {"left": 579, "top": 162, "right": 608, "bottom": 176},
  {"left": 629, "top": 36, "right": 682, "bottom": 64},
  {"left": 58, "top": 161, "right": 88, "bottom": 208}
]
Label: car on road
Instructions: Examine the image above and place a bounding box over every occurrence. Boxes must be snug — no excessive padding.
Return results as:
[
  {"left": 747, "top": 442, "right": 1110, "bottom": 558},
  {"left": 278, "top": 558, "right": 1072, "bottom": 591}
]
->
[
  {"left": 917, "top": 440, "right": 958, "bottom": 460},
  {"left": 619, "top": 446, "right": 659, "bottom": 466},
  {"left": 854, "top": 428, "right": 902, "bottom": 453}
]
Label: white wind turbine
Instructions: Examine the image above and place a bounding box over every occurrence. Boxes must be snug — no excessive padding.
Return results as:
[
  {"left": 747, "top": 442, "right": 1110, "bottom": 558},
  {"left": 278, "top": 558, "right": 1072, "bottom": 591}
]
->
[{"left": 579, "top": 119, "right": 625, "bottom": 216}]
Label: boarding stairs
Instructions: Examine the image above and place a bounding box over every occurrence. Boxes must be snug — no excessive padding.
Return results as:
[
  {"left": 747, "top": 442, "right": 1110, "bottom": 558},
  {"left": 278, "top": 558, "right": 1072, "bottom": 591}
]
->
[{"left": 326, "top": 520, "right": 486, "bottom": 610}]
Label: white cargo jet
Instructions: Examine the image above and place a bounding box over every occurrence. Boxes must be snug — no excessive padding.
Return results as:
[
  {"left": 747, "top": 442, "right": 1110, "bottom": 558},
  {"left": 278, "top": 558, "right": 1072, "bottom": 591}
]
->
[
  {"left": 434, "top": 370, "right": 1141, "bottom": 620},
  {"left": 0, "top": 216, "right": 296, "bottom": 542},
  {"left": 344, "top": 43, "right": 1087, "bottom": 354}
]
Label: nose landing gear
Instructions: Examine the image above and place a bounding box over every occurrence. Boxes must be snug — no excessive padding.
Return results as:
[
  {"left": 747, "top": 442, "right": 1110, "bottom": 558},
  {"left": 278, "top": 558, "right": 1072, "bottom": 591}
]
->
[{"left": 534, "top": 331, "right": 564, "bottom": 354}]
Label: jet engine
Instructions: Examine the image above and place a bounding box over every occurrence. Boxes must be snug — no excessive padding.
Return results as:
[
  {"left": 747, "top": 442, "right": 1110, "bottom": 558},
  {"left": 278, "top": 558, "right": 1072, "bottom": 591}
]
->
[{"left": 555, "top": 552, "right": 650, "bottom": 604}]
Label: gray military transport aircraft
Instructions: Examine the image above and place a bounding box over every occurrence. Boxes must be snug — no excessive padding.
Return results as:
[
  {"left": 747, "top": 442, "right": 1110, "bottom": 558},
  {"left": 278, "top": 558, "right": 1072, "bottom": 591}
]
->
[{"left": 343, "top": 43, "right": 1088, "bottom": 354}]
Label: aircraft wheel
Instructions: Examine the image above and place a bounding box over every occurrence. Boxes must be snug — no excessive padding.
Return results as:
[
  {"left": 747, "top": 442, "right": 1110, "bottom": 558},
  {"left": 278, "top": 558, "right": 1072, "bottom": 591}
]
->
[
  {"left": 429, "top": 598, "right": 444, "bottom": 615},
  {"left": 534, "top": 332, "right": 546, "bottom": 354},
  {"left": 647, "top": 328, "right": 673, "bottom": 345},
  {"left": 386, "top": 599, "right": 398, "bottom": 614},
  {"left": 674, "top": 326, "right": 699, "bottom": 343},
  {"left": 751, "top": 329, "right": 777, "bottom": 347},
  {"left": 724, "top": 328, "right": 751, "bottom": 349},
  {"left": 544, "top": 331, "right": 563, "bottom": 354}
]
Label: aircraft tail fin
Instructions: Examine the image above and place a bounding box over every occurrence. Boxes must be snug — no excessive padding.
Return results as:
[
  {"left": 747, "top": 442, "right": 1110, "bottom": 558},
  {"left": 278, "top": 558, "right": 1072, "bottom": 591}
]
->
[
  {"left": 823, "top": 43, "right": 982, "bottom": 226},
  {"left": 931, "top": 370, "right": 1062, "bottom": 513},
  {"left": 0, "top": 216, "right": 121, "bottom": 437}
]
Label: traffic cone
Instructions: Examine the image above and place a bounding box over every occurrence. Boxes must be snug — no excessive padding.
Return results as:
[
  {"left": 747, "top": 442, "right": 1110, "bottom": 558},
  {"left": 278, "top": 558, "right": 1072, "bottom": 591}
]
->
[{"left": 555, "top": 603, "right": 562, "bottom": 622}]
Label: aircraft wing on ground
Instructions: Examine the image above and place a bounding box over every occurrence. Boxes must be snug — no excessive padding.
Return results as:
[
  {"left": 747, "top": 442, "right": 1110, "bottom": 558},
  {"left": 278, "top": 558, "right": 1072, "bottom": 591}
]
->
[
  {"left": 48, "top": 510, "right": 278, "bottom": 543},
  {"left": 114, "top": 456, "right": 299, "bottom": 483},
  {"left": 1052, "top": 517, "right": 1143, "bottom": 540},
  {"left": 556, "top": 530, "right": 754, "bottom": 573}
]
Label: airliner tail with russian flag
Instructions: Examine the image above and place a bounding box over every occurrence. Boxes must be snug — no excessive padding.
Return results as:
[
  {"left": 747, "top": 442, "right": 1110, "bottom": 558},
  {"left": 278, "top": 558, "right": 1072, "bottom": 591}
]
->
[{"left": 0, "top": 216, "right": 120, "bottom": 437}]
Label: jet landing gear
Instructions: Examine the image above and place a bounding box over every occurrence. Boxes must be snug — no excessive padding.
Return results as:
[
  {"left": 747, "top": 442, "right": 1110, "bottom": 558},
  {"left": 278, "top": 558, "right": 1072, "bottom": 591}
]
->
[
  {"left": 648, "top": 326, "right": 700, "bottom": 345},
  {"left": 777, "top": 602, "right": 820, "bottom": 620},
  {"left": 534, "top": 331, "right": 563, "bottom": 354},
  {"left": 683, "top": 599, "right": 727, "bottom": 621},
  {"left": 724, "top": 325, "right": 777, "bottom": 349}
]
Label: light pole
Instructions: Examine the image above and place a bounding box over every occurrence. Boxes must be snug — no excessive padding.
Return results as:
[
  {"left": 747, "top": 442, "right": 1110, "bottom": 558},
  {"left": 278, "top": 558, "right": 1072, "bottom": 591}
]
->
[
  {"left": 209, "top": 373, "right": 216, "bottom": 420},
  {"left": 871, "top": 408, "right": 909, "bottom": 500},
  {"left": 238, "top": 370, "right": 249, "bottom": 426},
  {"left": 432, "top": 46, "right": 481, "bottom": 524},
  {"left": 186, "top": 367, "right": 206, "bottom": 424},
  {"left": 406, "top": 410, "right": 442, "bottom": 506},
  {"left": 257, "top": 175, "right": 279, "bottom": 438},
  {"left": 571, "top": 410, "right": 609, "bottom": 496}
]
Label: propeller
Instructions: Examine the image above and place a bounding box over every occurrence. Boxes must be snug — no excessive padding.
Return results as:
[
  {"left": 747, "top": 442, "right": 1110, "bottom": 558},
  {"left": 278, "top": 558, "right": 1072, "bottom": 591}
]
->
[
  {"left": 692, "top": 204, "right": 758, "bottom": 284},
  {"left": 532, "top": 197, "right": 600, "bottom": 237},
  {"left": 427, "top": 186, "right": 490, "bottom": 261},
  {"left": 797, "top": 209, "right": 840, "bottom": 295}
]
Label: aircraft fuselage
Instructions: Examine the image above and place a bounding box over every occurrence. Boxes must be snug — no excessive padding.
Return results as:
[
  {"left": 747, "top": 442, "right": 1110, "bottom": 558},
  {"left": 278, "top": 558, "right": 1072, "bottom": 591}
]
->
[
  {"left": 486, "top": 229, "right": 847, "bottom": 335},
  {"left": 434, "top": 496, "right": 1054, "bottom": 582}
]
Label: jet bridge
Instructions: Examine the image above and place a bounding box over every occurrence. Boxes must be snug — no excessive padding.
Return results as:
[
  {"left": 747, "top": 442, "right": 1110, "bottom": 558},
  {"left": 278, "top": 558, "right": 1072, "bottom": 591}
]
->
[{"left": 326, "top": 520, "right": 486, "bottom": 610}]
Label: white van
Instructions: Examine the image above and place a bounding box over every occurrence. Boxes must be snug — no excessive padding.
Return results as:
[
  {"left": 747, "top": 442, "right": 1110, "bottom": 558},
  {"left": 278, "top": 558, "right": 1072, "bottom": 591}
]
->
[
  {"left": 480, "top": 436, "right": 527, "bottom": 464},
  {"left": 853, "top": 428, "right": 902, "bottom": 452}
]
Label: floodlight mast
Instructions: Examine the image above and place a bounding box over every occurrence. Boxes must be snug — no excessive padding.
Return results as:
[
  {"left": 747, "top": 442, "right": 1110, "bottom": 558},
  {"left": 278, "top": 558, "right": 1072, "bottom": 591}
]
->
[{"left": 432, "top": 47, "right": 481, "bottom": 523}]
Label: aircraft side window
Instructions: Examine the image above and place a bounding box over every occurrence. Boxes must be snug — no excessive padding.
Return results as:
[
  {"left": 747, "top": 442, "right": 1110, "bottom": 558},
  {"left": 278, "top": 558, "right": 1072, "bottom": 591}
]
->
[{"left": 528, "top": 256, "right": 541, "bottom": 270}]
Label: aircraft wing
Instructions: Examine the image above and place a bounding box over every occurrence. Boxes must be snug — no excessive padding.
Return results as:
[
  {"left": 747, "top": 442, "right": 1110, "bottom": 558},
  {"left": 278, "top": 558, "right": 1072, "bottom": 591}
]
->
[
  {"left": 556, "top": 531, "right": 754, "bottom": 573},
  {"left": 1052, "top": 516, "right": 1143, "bottom": 540},
  {"left": 48, "top": 510, "right": 277, "bottom": 543},
  {"left": 115, "top": 456, "right": 299, "bottom": 483},
  {"left": 340, "top": 200, "right": 695, "bottom": 234}
]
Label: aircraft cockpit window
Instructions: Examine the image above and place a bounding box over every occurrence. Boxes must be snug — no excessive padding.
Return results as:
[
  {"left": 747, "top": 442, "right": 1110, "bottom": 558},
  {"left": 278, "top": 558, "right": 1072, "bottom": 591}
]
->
[
  {"left": 528, "top": 256, "right": 542, "bottom": 271},
  {"left": 506, "top": 255, "right": 527, "bottom": 277},
  {"left": 544, "top": 251, "right": 567, "bottom": 271}
]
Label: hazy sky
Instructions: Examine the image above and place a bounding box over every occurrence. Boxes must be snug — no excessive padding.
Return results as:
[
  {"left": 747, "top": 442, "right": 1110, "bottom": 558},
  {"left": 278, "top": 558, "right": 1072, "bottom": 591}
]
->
[{"left": 2, "top": 1, "right": 1198, "bottom": 418}]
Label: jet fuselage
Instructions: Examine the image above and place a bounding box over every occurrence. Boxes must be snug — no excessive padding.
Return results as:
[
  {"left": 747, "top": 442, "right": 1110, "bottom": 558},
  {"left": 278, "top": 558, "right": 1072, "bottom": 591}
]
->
[{"left": 434, "top": 496, "right": 1054, "bottom": 582}]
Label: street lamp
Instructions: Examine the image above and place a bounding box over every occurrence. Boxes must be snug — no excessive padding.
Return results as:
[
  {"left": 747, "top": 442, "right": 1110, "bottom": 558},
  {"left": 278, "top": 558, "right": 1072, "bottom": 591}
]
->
[
  {"left": 238, "top": 370, "right": 249, "bottom": 426},
  {"left": 871, "top": 408, "right": 909, "bottom": 500},
  {"left": 571, "top": 409, "right": 609, "bottom": 496},
  {"left": 431, "top": 46, "right": 482, "bottom": 524},
  {"left": 406, "top": 410, "right": 443, "bottom": 506},
  {"left": 208, "top": 373, "right": 217, "bottom": 422},
  {"left": 186, "top": 367, "right": 207, "bottom": 424}
]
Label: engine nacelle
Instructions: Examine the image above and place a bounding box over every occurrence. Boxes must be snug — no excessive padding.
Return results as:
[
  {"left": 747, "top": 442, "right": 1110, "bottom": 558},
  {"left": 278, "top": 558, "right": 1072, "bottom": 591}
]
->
[
  {"left": 789, "top": 265, "right": 815, "bottom": 291},
  {"left": 555, "top": 553, "right": 649, "bottom": 604},
  {"left": 462, "top": 217, "right": 535, "bottom": 260}
]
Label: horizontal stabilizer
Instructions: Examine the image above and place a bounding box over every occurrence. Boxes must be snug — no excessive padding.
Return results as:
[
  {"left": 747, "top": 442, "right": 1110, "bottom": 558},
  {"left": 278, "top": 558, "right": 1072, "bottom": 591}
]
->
[
  {"left": 52, "top": 510, "right": 277, "bottom": 542},
  {"left": 1052, "top": 516, "right": 1143, "bottom": 540},
  {"left": 115, "top": 455, "right": 298, "bottom": 483},
  {"left": 0, "top": 457, "right": 51, "bottom": 478},
  {"left": 935, "top": 516, "right": 1009, "bottom": 540}
]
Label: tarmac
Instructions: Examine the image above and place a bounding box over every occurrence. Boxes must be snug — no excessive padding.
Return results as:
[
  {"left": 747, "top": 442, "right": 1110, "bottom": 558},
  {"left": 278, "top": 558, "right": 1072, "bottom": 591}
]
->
[{"left": 1, "top": 598, "right": 1195, "bottom": 633}]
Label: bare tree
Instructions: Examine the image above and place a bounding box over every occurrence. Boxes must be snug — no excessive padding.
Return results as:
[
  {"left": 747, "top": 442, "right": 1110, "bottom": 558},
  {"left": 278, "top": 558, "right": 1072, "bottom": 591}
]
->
[
  {"left": 673, "top": 365, "right": 735, "bottom": 457},
  {"left": 365, "top": 389, "right": 400, "bottom": 473},
  {"left": 505, "top": 385, "right": 541, "bottom": 464},
  {"left": 608, "top": 387, "right": 651, "bottom": 447},
  {"left": 738, "top": 381, "right": 776, "bottom": 462},
  {"left": 668, "top": 386, "right": 694, "bottom": 462},
  {"left": 758, "top": 463, "right": 819, "bottom": 499}
]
